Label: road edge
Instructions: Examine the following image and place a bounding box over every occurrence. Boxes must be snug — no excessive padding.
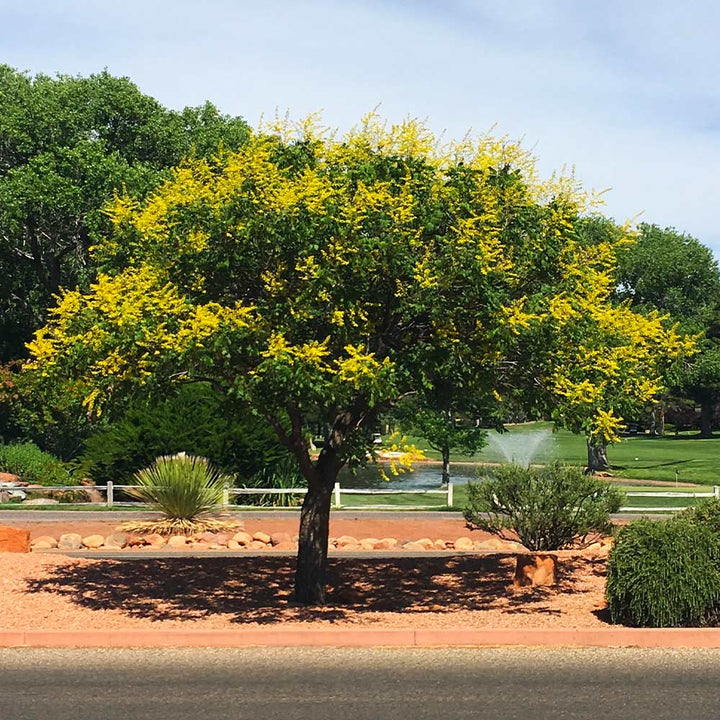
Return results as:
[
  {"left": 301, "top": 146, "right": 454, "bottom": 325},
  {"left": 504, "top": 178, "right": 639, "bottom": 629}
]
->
[{"left": 4, "top": 627, "right": 720, "bottom": 649}]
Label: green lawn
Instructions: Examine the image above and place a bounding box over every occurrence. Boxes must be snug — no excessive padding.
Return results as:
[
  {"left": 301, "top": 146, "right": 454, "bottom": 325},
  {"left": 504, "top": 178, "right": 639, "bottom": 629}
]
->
[{"left": 403, "top": 421, "right": 720, "bottom": 486}]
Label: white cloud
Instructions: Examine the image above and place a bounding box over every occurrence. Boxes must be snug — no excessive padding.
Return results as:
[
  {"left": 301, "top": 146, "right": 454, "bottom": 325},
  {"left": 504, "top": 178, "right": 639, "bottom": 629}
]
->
[{"left": 1, "top": 0, "right": 718, "bottom": 253}]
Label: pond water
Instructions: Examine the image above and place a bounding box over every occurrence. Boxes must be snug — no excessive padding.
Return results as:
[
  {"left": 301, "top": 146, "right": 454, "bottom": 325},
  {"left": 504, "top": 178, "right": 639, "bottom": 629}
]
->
[{"left": 338, "top": 462, "right": 482, "bottom": 490}]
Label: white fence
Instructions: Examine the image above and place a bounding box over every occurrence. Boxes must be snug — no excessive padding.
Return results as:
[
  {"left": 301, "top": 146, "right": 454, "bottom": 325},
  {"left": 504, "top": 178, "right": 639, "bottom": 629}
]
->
[
  {"left": 0, "top": 481, "right": 454, "bottom": 510},
  {"left": 2, "top": 482, "right": 718, "bottom": 512}
]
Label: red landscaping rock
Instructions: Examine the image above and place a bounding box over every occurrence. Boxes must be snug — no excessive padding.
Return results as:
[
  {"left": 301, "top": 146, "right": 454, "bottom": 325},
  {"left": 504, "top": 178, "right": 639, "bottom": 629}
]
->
[
  {"left": 453, "top": 536, "right": 474, "bottom": 552},
  {"left": 0, "top": 472, "right": 20, "bottom": 484},
  {"left": 82, "top": 534, "right": 105, "bottom": 549},
  {"left": 232, "top": 531, "right": 253, "bottom": 545},
  {"left": 514, "top": 554, "right": 557, "bottom": 588},
  {"left": 0, "top": 525, "right": 30, "bottom": 553},
  {"left": 335, "top": 535, "right": 358, "bottom": 547},
  {"left": 103, "top": 533, "right": 129, "bottom": 549},
  {"left": 167, "top": 536, "right": 189, "bottom": 548},
  {"left": 374, "top": 538, "right": 398, "bottom": 550},
  {"left": 252, "top": 531, "right": 271, "bottom": 544},
  {"left": 31, "top": 535, "right": 58, "bottom": 549},
  {"left": 57, "top": 533, "right": 82, "bottom": 551},
  {"left": 270, "top": 532, "right": 291, "bottom": 546}
]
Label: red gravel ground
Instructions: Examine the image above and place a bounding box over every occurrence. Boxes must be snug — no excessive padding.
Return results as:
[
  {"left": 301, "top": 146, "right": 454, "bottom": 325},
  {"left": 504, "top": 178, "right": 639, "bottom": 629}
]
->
[{"left": 0, "top": 516, "right": 609, "bottom": 631}]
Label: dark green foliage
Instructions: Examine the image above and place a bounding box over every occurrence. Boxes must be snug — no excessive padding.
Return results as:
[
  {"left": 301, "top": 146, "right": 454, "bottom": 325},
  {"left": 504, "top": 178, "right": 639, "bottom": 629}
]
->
[
  {"left": 0, "top": 64, "right": 250, "bottom": 361},
  {"left": 0, "top": 441, "right": 70, "bottom": 485},
  {"left": 606, "top": 517, "right": 720, "bottom": 627},
  {"left": 463, "top": 462, "right": 622, "bottom": 551},
  {"left": 241, "top": 454, "right": 306, "bottom": 507},
  {"left": 76, "top": 384, "right": 284, "bottom": 483},
  {"left": 678, "top": 498, "right": 720, "bottom": 537}
]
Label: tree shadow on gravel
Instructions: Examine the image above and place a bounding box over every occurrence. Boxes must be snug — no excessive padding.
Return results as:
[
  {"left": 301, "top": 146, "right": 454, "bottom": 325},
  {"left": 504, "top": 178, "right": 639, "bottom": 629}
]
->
[{"left": 25, "top": 554, "right": 607, "bottom": 625}]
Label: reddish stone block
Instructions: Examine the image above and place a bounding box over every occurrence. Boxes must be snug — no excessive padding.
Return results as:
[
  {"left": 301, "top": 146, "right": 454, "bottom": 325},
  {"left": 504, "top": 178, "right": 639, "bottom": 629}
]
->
[{"left": 0, "top": 525, "right": 30, "bottom": 553}]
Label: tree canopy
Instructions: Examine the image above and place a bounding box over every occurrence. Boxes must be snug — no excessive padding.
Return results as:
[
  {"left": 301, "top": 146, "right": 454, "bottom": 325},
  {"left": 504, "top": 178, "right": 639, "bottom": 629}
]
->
[
  {"left": 25, "top": 115, "right": 690, "bottom": 603},
  {"left": 0, "top": 65, "right": 250, "bottom": 360}
]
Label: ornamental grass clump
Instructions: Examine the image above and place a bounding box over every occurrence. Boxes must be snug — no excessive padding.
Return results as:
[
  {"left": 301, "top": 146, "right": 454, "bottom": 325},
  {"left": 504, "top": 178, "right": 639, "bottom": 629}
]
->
[
  {"left": 123, "top": 453, "right": 239, "bottom": 535},
  {"left": 463, "top": 462, "right": 622, "bottom": 551},
  {"left": 606, "top": 517, "right": 720, "bottom": 627}
]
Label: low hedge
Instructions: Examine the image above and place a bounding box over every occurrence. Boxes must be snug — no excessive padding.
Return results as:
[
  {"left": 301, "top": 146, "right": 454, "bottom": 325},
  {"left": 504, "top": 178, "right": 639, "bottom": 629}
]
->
[{"left": 606, "top": 517, "right": 720, "bottom": 627}]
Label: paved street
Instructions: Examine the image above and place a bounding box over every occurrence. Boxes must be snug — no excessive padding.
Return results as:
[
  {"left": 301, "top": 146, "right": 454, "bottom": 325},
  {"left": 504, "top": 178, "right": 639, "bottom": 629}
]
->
[{"left": 1, "top": 647, "right": 719, "bottom": 720}]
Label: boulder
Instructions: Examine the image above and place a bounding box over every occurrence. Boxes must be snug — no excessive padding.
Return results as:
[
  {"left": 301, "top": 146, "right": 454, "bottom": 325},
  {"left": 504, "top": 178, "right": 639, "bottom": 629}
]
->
[
  {"left": 403, "top": 541, "right": 428, "bottom": 551},
  {"left": 359, "top": 538, "right": 378, "bottom": 550},
  {"left": 252, "top": 531, "right": 271, "bottom": 544},
  {"left": 232, "top": 531, "right": 253, "bottom": 545},
  {"left": 167, "top": 535, "right": 189, "bottom": 548},
  {"left": 374, "top": 538, "right": 398, "bottom": 550},
  {"left": 514, "top": 554, "right": 557, "bottom": 588},
  {"left": 126, "top": 534, "right": 148, "bottom": 547},
  {"left": 103, "top": 532, "right": 129, "bottom": 549},
  {"left": 31, "top": 535, "right": 58, "bottom": 549},
  {"left": 214, "top": 533, "right": 233, "bottom": 546},
  {"left": 144, "top": 534, "right": 167, "bottom": 548},
  {"left": 249, "top": 540, "right": 268, "bottom": 550},
  {"left": 273, "top": 541, "right": 297, "bottom": 551},
  {"left": 31, "top": 539, "right": 56, "bottom": 550},
  {"left": 433, "top": 539, "right": 448, "bottom": 550},
  {"left": 82, "top": 534, "right": 105, "bottom": 549},
  {"left": 270, "top": 532, "right": 292, "bottom": 546},
  {"left": 416, "top": 537, "right": 435, "bottom": 550},
  {"left": 0, "top": 472, "right": 20, "bottom": 483},
  {"left": 0, "top": 525, "right": 30, "bottom": 553},
  {"left": 227, "top": 540, "right": 241, "bottom": 550},
  {"left": 335, "top": 535, "right": 358, "bottom": 547},
  {"left": 57, "top": 533, "right": 83, "bottom": 551},
  {"left": 453, "top": 536, "right": 474, "bottom": 552}
]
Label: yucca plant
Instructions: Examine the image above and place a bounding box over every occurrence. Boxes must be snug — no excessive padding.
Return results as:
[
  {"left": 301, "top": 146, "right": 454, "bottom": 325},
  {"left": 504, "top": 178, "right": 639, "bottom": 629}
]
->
[{"left": 123, "top": 453, "right": 238, "bottom": 534}]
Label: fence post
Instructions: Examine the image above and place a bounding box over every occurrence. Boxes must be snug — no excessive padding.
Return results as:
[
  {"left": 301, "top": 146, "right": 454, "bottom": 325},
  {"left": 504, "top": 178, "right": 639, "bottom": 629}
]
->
[
  {"left": 106, "top": 481, "right": 114, "bottom": 508},
  {"left": 222, "top": 483, "right": 230, "bottom": 508},
  {"left": 333, "top": 482, "right": 341, "bottom": 509},
  {"left": 447, "top": 482, "right": 454, "bottom": 508},
  {"left": 715, "top": 486, "right": 719, "bottom": 499}
]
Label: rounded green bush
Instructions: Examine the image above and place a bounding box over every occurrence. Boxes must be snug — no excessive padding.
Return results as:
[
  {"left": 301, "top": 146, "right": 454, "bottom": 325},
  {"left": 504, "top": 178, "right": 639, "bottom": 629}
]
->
[
  {"left": 678, "top": 498, "right": 720, "bottom": 537},
  {"left": 606, "top": 517, "right": 720, "bottom": 627}
]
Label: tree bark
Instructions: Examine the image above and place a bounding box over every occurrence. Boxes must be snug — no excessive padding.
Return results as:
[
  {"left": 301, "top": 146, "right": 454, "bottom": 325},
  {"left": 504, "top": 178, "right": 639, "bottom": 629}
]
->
[
  {"left": 657, "top": 404, "right": 665, "bottom": 436},
  {"left": 700, "top": 400, "right": 714, "bottom": 438},
  {"left": 440, "top": 445, "right": 450, "bottom": 486},
  {"left": 294, "top": 470, "right": 334, "bottom": 605},
  {"left": 586, "top": 438, "right": 609, "bottom": 473}
]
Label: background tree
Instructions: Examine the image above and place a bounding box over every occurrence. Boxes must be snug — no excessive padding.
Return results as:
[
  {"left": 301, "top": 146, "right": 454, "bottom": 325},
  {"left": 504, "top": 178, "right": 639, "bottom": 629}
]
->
[
  {"left": 25, "top": 116, "right": 687, "bottom": 604},
  {"left": 0, "top": 65, "right": 250, "bottom": 361},
  {"left": 615, "top": 223, "right": 720, "bottom": 436}
]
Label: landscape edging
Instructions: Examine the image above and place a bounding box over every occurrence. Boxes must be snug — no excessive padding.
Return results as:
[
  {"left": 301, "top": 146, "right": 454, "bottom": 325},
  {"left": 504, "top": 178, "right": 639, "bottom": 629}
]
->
[{"left": 4, "top": 627, "right": 720, "bottom": 649}]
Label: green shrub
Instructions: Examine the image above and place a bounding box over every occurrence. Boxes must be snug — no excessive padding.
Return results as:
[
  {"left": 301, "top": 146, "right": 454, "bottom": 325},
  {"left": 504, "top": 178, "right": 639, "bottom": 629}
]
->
[
  {"left": 241, "top": 455, "right": 306, "bottom": 507},
  {"left": 606, "top": 517, "right": 720, "bottom": 627},
  {"left": 678, "top": 498, "right": 720, "bottom": 537},
  {"left": 76, "top": 384, "right": 284, "bottom": 483},
  {"left": 126, "top": 453, "right": 231, "bottom": 534},
  {"left": 0, "top": 442, "right": 71, "bottom": 485},
  {"left": 463, "top": 462, "right": 622, "bottom": 551}
]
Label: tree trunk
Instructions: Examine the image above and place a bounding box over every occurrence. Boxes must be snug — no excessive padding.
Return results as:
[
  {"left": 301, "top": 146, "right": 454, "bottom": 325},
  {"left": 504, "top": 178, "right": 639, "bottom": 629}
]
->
[
  {"left": 294, "top": 468, "right": 335, "bottom": 605},
  {"left": 657, "top": 404, "right": 665, "bottom": 436},
  {"left": 700, "top": 401, "right": 714, "bottom": 438},
  {"left": 440, "top": 445, "right": 450, "bottom": 485},
  {"left": 586, "top": 438, "right": 609, "bottom": 473}
]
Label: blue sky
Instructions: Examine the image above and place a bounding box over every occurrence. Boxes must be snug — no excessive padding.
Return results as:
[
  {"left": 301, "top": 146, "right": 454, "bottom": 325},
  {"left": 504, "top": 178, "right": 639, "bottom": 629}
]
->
[{"left": 3, "top": 0, "right": 719, "bottom": 254}]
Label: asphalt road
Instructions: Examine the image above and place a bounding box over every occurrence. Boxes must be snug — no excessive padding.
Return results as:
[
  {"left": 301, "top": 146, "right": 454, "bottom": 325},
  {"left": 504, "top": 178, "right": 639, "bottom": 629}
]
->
[{"left": 2, "top": 647, "right": 719, "bottom": 720}]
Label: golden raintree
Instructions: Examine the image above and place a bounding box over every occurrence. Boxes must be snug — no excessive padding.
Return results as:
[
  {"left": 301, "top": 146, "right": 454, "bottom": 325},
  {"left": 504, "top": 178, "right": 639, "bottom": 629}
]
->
[{"left": 26, "top": 116, "right": 691, "bottom": 604}]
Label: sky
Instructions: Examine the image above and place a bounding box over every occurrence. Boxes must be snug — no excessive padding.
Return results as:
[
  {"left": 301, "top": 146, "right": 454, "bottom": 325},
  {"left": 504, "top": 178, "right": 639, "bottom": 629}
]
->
[{"left": 2, "top": 0, "right": 719, "bottom": 255}]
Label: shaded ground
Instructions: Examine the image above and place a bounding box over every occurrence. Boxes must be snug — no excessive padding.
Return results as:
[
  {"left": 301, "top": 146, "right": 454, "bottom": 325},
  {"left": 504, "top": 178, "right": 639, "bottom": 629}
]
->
[{"left": 0, "top": 552, "right": 609, "bottom": 630}]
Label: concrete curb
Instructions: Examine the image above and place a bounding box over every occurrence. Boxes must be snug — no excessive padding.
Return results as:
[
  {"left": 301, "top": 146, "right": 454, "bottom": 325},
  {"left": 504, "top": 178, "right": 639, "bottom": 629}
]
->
[{"left": 4, "top": 628, "right": 720, "bottom": 649}]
